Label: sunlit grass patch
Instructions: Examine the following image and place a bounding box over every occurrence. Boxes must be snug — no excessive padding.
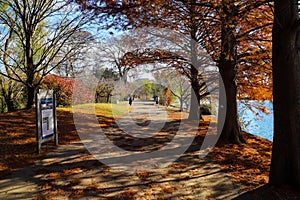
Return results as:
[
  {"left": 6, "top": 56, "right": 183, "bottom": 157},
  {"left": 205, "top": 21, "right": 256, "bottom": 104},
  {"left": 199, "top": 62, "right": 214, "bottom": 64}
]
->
[{"left": 59, "top": 102, "right": 129, "bottom": 118}]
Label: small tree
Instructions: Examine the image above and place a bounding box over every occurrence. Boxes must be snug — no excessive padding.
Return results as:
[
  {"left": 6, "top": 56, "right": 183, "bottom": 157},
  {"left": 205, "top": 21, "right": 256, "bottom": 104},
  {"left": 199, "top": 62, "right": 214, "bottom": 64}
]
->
[
  {"left": 154, "top": 70, "right": 191, "bottom": 112},
  {"left": 95, "top": 68, "right": 119, "bottom": 103}
]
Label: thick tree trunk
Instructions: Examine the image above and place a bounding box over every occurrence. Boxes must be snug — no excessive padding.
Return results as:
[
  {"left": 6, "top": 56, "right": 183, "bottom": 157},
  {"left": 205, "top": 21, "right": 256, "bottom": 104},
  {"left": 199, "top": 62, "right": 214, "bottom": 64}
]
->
[
  {"left": 122, "top": 69, "right": 128, "bottom": 84},
  {"left": 26, "top": 85, "right": 35, "bottom": 109},
  {"left": 269, "top": 0, "right": 300, "bottom": 189},
  {"left": 25, "top": 27, "right": 35, "bottom": 110},
  {"left": 218, "top": 65, "right": 245, "bottom": 144},
  {"left": 188, "top": 66, "right": 202, "bottom": 120},
  {"left": 25, "top": 65, "right": 35, "bottom": 109},
  {"left": 217, "top": 0, "right": 245, "bottom": 144}
]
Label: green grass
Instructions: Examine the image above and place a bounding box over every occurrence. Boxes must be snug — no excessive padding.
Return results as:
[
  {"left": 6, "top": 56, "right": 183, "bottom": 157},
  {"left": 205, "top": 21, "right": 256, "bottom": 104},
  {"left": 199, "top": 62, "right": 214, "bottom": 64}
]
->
[{"left": 58, "top": 102, "right": 129, "bottom": 118}]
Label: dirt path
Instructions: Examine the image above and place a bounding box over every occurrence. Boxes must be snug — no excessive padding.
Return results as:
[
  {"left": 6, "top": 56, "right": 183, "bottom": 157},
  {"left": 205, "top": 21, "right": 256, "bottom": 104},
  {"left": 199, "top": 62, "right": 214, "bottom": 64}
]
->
[{"left": 0, "top": 100, "right": 243, "bottom": 199}]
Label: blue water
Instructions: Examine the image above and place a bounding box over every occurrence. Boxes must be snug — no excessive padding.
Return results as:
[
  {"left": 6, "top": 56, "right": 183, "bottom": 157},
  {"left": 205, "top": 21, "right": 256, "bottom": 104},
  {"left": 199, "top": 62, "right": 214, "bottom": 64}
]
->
[{"left": 238, "top": 100, "right": 274, "bottom": 141}]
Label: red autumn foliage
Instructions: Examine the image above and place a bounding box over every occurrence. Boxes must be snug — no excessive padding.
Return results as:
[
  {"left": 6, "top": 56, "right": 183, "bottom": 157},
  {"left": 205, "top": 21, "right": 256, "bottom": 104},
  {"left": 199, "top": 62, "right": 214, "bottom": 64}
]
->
[
  {"left": 41, "top": 74, "right": 94, "bottom": 106},
  {"left": 41, "top": 75, "right": 74, "bottom": 106}
]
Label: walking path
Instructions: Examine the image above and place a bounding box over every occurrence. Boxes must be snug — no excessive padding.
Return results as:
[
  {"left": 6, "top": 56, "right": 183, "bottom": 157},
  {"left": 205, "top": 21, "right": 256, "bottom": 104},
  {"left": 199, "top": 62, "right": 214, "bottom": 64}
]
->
[{"left": 0, "top": 100, "right": 243, "bottom": 199}]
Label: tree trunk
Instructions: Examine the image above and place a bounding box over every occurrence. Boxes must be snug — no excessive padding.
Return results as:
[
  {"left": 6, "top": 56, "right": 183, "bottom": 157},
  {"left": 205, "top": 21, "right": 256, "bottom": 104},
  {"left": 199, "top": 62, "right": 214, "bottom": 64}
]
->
[
  {"left": 25, "top": 24, "right": 35, "bottom": 110},
  {"left": 1, "top": 84, "right": 14, "bottom": 112},
  {"left": 122, "top": 68, "right": 128, "bottom": 84},
  {"left": 4, "top": 94, "right": 14, "bottom": 112},
  {"left": 218, "top": 65, "right": 245, "bottom": 144},
  {"left": 26, "top": 85, "right": 35, "bottom": 109},
  {"left": 0, "top": 97, "right": 4, "bottom": 113},
  {"left": 106, "top": 93, "right": 110, "bottom": 103},
  {"left": 188, "top": 9, "right": 202, "bottom": 120},
  {"left": 188, "top": 81, "right": 201, "bottom": 120},
  {"left": 25, "top": 57, "right": 35, "bottom": 109},
  {"left": 179, "top": 97, "right": 183, "bottom": 112},
  {"left": 188, "top": 62, "right": 202, "bottom": 120},
  {"left": 188, "top": 56, "right": 203, "bottom": 119},
  {"left": 218, "top": 0, "right": 245, "bottom": 144},
  {"left": 269, "top": 0, "right": 300, "bottom": 189}
]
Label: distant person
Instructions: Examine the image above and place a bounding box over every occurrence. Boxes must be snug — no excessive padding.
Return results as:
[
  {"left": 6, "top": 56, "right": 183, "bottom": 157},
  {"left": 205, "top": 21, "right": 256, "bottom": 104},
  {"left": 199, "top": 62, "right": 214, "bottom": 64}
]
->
[
  {"left": 129, "top": 97, "right": 133, "bottom": 106},
  {"left": 155, "top": 96, "right": 159, "bottom": 107}
]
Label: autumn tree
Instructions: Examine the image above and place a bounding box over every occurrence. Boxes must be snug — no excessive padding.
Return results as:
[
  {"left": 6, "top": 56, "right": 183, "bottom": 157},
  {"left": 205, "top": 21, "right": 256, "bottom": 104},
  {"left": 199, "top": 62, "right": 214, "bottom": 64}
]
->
[
  {"left": 140, "top": 81, "right": 155, "bottom": 100},
  {"left": 205, "top": 0, "right": 273, "bottom": 143},
  {"left": 217, "top": 0, "right": 246, "bottom": 143},
  {"left": 181, "top": 0, "right": 273, "bottom": 143},
  {"left": 0, "top": 0, "right": 87, "bottom": 109},
  {"left": 269, "top": 0, "right": 300, "bottom": 189},
  {"left": 234, "top": 2, "right": 272, "bottom": 101}
]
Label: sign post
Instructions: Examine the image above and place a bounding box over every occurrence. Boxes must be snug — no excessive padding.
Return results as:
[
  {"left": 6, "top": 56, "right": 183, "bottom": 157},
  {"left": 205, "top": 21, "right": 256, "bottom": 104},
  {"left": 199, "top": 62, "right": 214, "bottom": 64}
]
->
[{"left": 36, "top": 89, "right": 58, "bottom": 153}]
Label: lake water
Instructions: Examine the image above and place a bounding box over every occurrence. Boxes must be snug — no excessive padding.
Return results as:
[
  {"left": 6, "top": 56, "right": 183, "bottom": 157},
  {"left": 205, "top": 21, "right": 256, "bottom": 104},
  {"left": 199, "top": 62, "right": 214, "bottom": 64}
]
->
[{"left": 238, "top": 100, "right": 273, "bottom": 141}]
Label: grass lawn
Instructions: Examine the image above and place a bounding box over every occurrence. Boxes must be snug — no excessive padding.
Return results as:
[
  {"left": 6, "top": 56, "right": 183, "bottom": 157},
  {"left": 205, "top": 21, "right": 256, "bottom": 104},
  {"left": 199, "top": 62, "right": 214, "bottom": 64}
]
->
[{"left": 60, "top": 102, "right": 129, "bottom": 118}]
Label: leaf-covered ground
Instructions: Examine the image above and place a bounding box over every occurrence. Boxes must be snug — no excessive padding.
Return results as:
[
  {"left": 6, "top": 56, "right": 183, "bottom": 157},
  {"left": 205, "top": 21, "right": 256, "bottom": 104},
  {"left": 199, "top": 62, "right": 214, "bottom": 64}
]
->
[
  {"left": 0, "top": 107, "right": 299, "bottom": 199},
  {"left": 0, "top": 104, "right": 125, "bottom": 177}
]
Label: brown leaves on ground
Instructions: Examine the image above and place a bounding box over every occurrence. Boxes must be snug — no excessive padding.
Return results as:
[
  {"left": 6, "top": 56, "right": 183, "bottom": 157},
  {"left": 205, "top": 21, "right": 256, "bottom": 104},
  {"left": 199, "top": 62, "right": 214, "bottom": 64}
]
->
[
  {"left": 0, "top": 109, "right": 40, "bottom": 177},
  {"left": 170, "top": 163, "right": 188, "bottom": 170},
  {"left": 136, "top": 170, "right": 151, "bottom": 181},
  {"left": 161, "top": 185, "right": 179, "bottom": 193},
  {"left": 120, "top": 188, "right": 139, "bottom": 199},
  {"left": 209, "top": 133, "right": 272, "bottom": 190},
  {"left": 0, "top": 108, "right": 80, "bottom": 177}
]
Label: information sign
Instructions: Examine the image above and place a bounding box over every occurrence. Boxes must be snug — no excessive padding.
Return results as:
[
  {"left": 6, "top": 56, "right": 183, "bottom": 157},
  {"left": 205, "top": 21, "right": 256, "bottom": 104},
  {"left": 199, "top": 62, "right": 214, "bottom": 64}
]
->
[{"left": 36, "top": 90, "right": 58, "bottom": 153}]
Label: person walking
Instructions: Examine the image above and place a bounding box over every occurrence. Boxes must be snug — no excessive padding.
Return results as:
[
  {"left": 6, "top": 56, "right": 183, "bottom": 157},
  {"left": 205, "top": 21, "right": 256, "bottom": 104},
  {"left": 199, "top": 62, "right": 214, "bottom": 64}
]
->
[{"left": 155, "top": 96, "right": 159, "bottom": 107}]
